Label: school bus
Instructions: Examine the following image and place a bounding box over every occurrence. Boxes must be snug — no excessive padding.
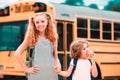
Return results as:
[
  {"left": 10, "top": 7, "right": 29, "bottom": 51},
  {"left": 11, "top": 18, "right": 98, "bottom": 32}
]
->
[
  {"left": 0, "top": 0, "right": 120, "bottom": 80},
  {"left": 0, "top": 0, "right": 55, "bottom": 80}
]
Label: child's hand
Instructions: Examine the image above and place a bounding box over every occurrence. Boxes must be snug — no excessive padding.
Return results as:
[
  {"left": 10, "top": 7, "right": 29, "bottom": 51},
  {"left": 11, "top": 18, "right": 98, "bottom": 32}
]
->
[
  {"left": 89, "top": 51, "right": 96, "bottom": 64},
  {"left": 87, "top": 50, "right": 95, "bottom": 59},
  {"left": 54, "top": 64, "right": 61, "bottom": 73}
]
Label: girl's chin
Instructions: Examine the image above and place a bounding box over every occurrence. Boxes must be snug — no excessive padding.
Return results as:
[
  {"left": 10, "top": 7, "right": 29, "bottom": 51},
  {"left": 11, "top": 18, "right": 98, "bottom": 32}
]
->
[
  {"left": 81, "top": 57, "right": 87, "bottom": 59},
  {"left": 39, "top": 30, "right": 45, "bottom": 32}
]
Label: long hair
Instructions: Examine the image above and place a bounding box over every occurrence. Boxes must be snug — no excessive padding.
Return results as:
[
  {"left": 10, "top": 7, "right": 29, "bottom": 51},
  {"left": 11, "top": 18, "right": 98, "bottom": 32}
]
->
[
  {"left": 70, "top": 39, "right": 88, "bottom": 59},
  {"left": 25, "top": 13, "right": 58, "bottom": 46}
]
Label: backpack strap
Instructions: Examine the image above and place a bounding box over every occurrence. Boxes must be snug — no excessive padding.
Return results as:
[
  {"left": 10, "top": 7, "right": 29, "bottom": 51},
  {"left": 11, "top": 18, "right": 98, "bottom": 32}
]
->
[
  {"left": 71, "top": 58, "right": 78, "bottom": 75},
  {"left": 88, "top": 59, "right": 92, "bottom": 65},
  {"left": 66, "top": 58, "right": 78, "bottom": 80},
  {"left": 72, "top": 58, "right": 78, "bottom": 71}
]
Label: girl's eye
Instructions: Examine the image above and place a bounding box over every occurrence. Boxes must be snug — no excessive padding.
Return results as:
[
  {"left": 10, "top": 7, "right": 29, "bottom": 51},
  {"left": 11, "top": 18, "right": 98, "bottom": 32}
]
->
[
  {"left": 35, "top": 21, "right": 39, "bottom": 24},
  {"left": 83, "top": 46, "right": 89, "bottom": 50},
  {"left": 41, "top": 20, "right": 45, "bottom": 23},
  {"left": 83, "top": 47, "right": 87, "bottom": 50}
]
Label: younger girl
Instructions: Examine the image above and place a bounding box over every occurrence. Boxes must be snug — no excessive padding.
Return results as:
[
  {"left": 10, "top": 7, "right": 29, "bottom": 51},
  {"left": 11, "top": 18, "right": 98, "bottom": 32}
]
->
[{"left": 55, "top": 39, "right": 98, "bottom": 80}]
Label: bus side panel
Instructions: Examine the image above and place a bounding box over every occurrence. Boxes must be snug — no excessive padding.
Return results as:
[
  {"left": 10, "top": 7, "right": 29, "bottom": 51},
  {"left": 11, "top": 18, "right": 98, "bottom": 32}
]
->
[
  {"left": 89, "top": 41, "right": 120, "bottom": 79},
  {"left": 0, "top": 51, "right": 26, "bottom": 76}
]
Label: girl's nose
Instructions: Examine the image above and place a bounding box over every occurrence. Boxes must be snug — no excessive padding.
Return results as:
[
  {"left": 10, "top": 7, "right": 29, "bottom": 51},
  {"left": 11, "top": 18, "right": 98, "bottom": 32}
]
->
[
  {"left": 38, "top": 23, "right": 42, "bottom": 26},
  {"left": 86, "top": 48, "right": 90, "bottom": 51}
]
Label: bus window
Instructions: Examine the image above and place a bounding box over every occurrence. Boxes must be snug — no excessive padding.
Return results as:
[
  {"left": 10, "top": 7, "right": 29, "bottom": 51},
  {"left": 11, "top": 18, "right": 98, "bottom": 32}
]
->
[
  {"left": 114, "top": 22, "right": 120, "bottom": 40},
  {"left": 0, "top": 21, "right": 27, "bottom": 51},
  {"left": 102, "top": 20, "right": 111, "bottom": 40},
  {"left": 67, "top": 23, "right": 73, "bottom": 51},
  {"left": 57, "top": 22, "right": 63, "bottom": 51},
  {"left": 77, "top": 18, "right": 87, "bottom": 38},
  {"left": 90, "top": 19, "right": 100, "bottom": 39}
]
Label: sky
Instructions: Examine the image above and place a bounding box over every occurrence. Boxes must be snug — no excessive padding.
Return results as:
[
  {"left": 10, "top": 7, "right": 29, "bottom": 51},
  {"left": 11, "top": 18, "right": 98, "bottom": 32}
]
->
[
  {"left": 0, "top": 0, "right": 19, "bottom": 8},
  {"left": 0, "top": 0, "right": 109, "bottom": 9}
]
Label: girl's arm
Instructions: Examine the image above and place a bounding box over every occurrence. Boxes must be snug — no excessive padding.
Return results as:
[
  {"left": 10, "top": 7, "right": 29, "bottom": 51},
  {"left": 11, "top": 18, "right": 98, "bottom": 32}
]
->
[
  {"left": 91, "top": 59, "right": 98, "bottom": 77},
  {"left": 14, "top": 39, "right": 29, "bottom": 71},
  {"left": 58, "top": 63, "right": 74, "bottom": 77},
  {"left": 89, "top": 51, "right": 98, "bottom": 77},
  {"left": 14, "top": 39, "right": 39, "bottom": 74},
  {"left": 53, "top": 41, "right": 61, "bottom": 68}
]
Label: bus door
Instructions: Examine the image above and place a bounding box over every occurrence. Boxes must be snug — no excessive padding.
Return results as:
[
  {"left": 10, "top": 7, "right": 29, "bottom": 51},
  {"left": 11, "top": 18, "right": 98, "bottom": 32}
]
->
[{"left": 56, "top": 20, "right": 74, "bottom": 72}]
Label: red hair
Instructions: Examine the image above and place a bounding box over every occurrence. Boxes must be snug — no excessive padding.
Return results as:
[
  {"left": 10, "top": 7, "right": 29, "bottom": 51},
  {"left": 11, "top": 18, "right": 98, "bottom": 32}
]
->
[{"left": 25, "top": 13, "right": 58, "bottom": 46}]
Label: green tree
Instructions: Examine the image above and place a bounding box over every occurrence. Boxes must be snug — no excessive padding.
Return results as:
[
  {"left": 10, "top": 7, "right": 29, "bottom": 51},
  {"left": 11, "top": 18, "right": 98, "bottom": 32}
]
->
[
  {"left": 88, "top": 3, "right": 99, "bottom": 9},
  {"left": 63, "top": 0, "right": 85, "bottom": 6},
  {"left": 104, "top": 0, "right": 120, "bottom": 12}
]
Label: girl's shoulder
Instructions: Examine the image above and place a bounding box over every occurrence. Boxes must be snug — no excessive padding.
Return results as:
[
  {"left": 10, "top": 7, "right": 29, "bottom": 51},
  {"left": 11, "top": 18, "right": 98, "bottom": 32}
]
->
[{"left": 70, "top": 59, "right": 74, "bottom": 65}]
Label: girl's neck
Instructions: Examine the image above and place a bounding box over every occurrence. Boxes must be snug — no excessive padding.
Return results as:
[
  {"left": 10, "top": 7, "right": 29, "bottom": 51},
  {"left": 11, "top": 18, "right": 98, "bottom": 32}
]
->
[
  {"left": 39, "top": 32, "right": 45, "bottom": 38},
  {"left": 79, "top": 57, "right": 87, "bottom": 60}
]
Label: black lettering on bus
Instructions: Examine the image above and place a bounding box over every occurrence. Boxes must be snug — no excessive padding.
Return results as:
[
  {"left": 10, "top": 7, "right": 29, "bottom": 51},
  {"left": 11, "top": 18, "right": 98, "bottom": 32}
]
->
[
  {"left": 15, "top": 6, "right": 21, "bottom": 13},
  {"left": 22, "top": 5, "right": 34, "bottom": 12}
]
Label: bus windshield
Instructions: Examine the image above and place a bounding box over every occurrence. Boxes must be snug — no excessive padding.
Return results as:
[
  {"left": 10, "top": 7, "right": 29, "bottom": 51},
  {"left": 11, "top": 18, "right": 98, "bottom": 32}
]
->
[{"left": 0, "top": 21, "right": 28, "bottom": 51}]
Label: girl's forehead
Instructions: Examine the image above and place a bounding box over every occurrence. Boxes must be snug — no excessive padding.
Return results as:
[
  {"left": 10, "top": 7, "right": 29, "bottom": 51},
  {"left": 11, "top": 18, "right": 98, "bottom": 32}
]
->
[
  {"left": 34, "top": 15, "right": 47, "bottom": 21},
  {"left": 83, "top": 43, "right": 88, "bottom": 47}
]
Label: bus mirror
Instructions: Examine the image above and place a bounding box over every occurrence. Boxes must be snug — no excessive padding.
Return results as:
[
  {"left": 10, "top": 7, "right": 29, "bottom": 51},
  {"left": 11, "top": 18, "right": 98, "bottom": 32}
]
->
[{"left": 0, "top": 9, "right": 4, "bottom": 16}]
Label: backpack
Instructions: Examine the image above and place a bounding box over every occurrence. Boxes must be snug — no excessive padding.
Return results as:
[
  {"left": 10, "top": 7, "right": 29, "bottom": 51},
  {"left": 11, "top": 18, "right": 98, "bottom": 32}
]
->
[{"left": 66, "top": 58, "right": 78, "bottom": 80}]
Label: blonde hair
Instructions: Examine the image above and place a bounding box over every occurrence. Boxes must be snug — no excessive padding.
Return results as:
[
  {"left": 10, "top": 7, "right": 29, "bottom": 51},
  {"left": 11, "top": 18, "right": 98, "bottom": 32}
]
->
[
  {"left": 25, "top": 13, "right": 58, "bottom": 46},
  {"left": 70, "top": 39, "right": 88, "bottom": 59}
]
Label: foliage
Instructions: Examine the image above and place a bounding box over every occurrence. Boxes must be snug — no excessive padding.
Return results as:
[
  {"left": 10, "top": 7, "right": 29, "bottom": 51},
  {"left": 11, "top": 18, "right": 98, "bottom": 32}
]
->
[
  {"left": 63, "top": 0, "right": 85, "bottom": 6},
  {"left": 88, "top": 3, "right": 99, "bottom": 9},
  {"left": 103, "top": 0, "right": 120, "bottom": 12}
]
